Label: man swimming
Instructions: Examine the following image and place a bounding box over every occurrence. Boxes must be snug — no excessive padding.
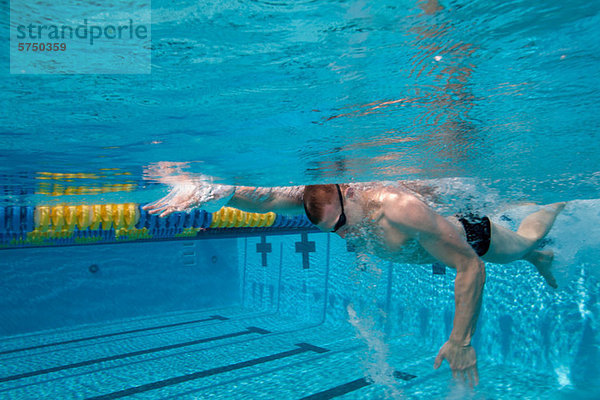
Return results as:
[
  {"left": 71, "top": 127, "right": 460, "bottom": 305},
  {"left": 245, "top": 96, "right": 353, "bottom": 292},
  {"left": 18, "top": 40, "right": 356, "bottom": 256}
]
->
[{"left": 144, "top": 179, "right": 565, "bottom": 386}]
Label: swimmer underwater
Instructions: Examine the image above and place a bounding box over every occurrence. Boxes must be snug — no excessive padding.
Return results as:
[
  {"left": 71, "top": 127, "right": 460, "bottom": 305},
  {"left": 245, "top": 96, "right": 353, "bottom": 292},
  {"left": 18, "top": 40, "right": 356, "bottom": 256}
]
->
[{"left": 144, "top": 178, "right": 565, "bottom": 386}]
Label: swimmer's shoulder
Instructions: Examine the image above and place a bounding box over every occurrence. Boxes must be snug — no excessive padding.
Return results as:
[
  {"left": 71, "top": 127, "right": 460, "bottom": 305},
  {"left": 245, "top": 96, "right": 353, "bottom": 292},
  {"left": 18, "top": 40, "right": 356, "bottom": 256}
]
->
[{"left": 380, "top": 188, "right": 432, "bottom": 230}]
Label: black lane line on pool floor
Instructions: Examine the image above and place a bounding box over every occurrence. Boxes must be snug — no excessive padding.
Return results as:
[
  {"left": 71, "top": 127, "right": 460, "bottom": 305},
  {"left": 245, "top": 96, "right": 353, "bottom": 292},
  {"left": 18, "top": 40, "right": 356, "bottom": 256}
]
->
[
  {"left": 85, "top": 342, "right": 330, "bottom": 400},
  {"left": 0, "top": 315, "right": 229, "bottom": 356},
  {"left": 0, "top": 326, "right": 270, "bottom": 383},
  {"left": 299, "top": 371, "right": 417, "bottom": 400}
]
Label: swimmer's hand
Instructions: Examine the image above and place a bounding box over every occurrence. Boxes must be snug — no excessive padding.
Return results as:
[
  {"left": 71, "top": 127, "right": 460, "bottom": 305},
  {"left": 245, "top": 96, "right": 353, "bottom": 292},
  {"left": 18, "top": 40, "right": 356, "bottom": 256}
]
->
[
  {"left": 143, "top": 176, "right": 235, "bottom": 217},
  {"left": 434, "top": 340, "right": 479, "bottom": 386}
]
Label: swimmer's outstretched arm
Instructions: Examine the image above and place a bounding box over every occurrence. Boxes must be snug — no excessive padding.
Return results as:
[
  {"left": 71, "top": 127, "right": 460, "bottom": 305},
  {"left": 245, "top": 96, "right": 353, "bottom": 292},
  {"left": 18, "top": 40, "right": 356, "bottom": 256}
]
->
[
  {"left": 144, "top": 177, "right": 305, "bottom": 217},
  {"left": 229, "top": 186, "right": 305, "bottom": 214},
  {"left": 143, "top": 178, "right": 432, "bottom": 217}
]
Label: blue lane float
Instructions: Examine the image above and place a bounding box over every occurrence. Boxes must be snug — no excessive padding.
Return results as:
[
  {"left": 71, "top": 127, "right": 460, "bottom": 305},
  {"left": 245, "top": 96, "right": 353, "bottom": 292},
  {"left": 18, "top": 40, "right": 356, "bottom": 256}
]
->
[{"left": 0, "top": 204, "right": 317, "bottom": 249}]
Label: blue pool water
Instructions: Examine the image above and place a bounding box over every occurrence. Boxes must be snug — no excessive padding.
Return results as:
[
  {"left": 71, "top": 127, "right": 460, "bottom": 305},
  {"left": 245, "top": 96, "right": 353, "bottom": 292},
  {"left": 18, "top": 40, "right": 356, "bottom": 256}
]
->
[{"left": 1, "top": 0, "right": 599, "bottom": 398}]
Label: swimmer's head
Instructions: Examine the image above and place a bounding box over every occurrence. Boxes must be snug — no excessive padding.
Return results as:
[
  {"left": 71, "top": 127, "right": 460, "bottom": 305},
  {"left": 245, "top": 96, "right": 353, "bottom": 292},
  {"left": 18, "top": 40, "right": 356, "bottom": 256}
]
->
[{"left": 304, "top": 184, "right": 347, "bottom": 232}]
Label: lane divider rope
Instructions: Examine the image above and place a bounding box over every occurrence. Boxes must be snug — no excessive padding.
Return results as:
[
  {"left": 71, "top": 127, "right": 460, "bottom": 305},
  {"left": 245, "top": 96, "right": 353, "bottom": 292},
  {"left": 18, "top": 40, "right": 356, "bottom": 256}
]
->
[{"left": 0, "top": 204, "right": 314, "bottom": 248}]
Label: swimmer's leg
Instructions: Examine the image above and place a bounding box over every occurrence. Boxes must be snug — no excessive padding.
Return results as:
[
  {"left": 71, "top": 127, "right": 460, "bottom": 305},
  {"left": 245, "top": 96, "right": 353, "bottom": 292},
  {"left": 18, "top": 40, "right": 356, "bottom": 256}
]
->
[
  {"left": 483, "top": 202, "right": 566, "bottom": 287},
  {"left": 515, "top": 202, "right": 566, "bottom": 243}
]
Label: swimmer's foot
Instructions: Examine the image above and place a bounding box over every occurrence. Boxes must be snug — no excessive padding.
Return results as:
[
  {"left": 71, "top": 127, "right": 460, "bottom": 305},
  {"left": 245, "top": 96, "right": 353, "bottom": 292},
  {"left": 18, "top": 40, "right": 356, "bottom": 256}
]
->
[
  {"left": 527, "top": 249, "right": 558, "bottom": 289},
  {"left": 548, "top": 201, "right": 567, "bottom": 214}
]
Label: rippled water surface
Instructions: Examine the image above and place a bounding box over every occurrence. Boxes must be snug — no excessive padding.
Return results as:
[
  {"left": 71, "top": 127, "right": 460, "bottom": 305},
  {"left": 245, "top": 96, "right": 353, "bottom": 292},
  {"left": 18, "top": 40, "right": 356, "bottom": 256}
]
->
[{"left": 1, "top": 0, "right": 599, "bottom": 203}]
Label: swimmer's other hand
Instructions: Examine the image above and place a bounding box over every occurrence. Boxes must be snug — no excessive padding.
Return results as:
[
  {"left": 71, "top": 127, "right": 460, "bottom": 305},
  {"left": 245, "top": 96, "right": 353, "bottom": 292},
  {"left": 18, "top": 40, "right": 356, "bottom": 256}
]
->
[
  {"left": 143, "top": 176, "right": 235, "bottom": 217},
  {"left": 434, "top": 340, "right": 479, "bottom": 387}
]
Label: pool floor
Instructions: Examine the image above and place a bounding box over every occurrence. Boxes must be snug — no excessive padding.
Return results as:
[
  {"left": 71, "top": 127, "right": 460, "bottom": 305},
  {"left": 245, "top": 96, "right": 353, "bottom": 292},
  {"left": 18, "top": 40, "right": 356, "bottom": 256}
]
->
[{"left": 0, "top": 306, "right": 577, "bottom": 399}]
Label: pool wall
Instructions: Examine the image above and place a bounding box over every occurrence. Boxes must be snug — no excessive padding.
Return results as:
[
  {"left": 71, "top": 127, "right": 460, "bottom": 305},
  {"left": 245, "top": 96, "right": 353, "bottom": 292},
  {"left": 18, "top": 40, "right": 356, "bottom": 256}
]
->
[{"left": 0, "top": 239, "right": 240, "bottom": 337}]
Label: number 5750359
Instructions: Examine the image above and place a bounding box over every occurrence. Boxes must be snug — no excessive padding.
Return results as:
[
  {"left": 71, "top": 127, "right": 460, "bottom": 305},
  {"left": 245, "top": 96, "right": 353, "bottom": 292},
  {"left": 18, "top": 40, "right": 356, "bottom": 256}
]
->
[{"left": 17, "top": 43, "right": 66, "bottom": 51}]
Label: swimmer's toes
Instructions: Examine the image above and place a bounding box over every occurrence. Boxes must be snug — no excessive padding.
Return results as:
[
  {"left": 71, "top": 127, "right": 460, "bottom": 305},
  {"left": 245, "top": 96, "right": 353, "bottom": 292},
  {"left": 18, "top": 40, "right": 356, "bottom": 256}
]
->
[
  {"left": 538, "top": 263, "right": 558, "bottom": 288},
  {"left": 545, "top": 272, "right": 558, "bottom": 289},
  {"left": 533, "top": 250, "right": 558, "bottom": 289},
  {"left": 543, "top": 265, "right": 558, "bottom": 289}
]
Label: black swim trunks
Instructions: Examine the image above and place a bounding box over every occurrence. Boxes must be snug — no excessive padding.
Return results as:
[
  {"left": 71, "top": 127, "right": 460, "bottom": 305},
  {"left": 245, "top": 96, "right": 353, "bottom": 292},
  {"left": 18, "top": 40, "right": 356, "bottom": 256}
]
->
[{"left": 456, "top": 213, "right": 491, "bottom": 257}]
